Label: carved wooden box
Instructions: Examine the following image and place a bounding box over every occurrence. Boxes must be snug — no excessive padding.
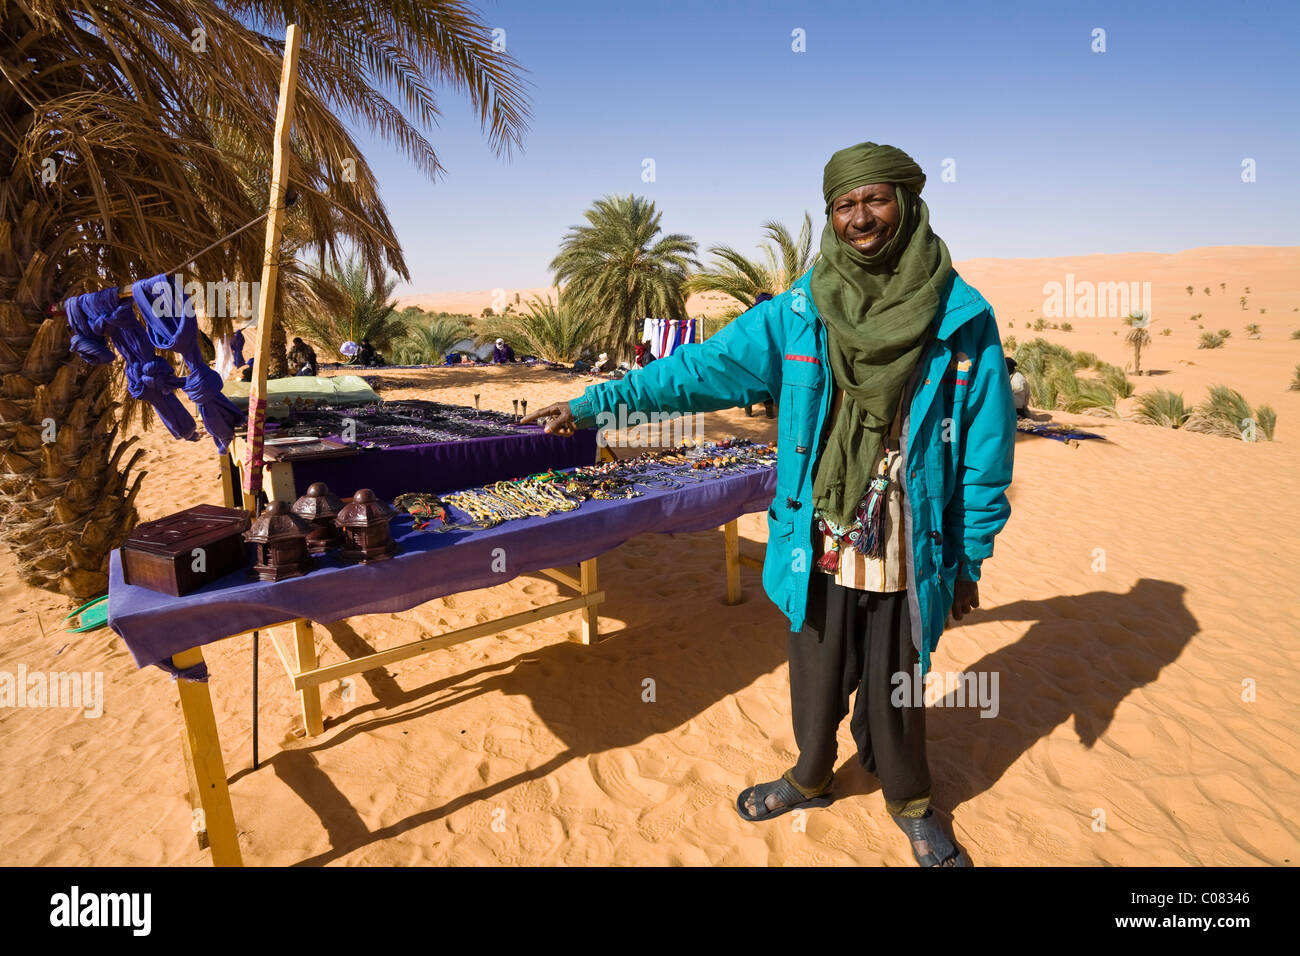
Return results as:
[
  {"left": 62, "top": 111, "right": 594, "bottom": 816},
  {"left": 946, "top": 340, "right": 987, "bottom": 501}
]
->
[{"left": 122, "top": 505, "right": 251, "bottom": 596}]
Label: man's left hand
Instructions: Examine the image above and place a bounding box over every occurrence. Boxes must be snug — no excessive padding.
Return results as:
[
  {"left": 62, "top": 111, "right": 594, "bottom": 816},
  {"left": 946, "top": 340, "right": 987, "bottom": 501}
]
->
[{"left": 950, "top": 579, "right": 980, "bottom": 622}]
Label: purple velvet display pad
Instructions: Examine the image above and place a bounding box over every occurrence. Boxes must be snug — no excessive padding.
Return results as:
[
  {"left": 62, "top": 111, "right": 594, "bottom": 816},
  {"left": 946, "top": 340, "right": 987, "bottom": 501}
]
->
[
  {"left": 108, "top": 464, "right": 777, "bottom": 673},
  {"left": 285, "top": 427, "right": 599, "bottom": 500}
]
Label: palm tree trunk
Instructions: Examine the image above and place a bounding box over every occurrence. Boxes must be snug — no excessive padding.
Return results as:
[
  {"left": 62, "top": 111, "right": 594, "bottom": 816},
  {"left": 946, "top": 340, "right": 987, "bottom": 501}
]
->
[
  {"left": 268, "top": 315, "right": 289, "bottom": 378},
  {"left": 0, "top": 186, "right": 145, "bottom": 600}
]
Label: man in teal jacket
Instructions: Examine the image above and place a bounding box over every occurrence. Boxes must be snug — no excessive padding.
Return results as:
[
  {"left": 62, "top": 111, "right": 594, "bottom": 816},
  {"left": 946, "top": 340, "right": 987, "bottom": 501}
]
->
[{"left": 525, "top": 143, "right": 1014, "bottom": 866}]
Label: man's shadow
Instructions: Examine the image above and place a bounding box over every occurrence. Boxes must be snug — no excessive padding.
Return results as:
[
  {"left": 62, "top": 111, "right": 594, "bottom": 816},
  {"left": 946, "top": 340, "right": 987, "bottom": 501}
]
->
[{"left": 835, "top": 578, "right": 1198, "bottom": 812}]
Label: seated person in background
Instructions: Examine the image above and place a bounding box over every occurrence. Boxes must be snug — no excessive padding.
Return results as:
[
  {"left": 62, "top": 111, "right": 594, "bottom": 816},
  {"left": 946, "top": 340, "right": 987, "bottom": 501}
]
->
[
  {"left": 357, "top": 338, "right": 385, "bottom": 367},
  {"left": 288, "top": 336, "right": 318, "bottom": 376},
  {"left": 591, "top": 352, "right": 613, "bottom": 374},
  {"left": 1006, "top": 357, "right": 1030, "bottom": 418},
  {"left": 492, "top": 337, "right": 516, "bottom": 363},
  {"left": 240, "top": 363, "right": 253, "bottom": 382},
  {"left": 633, "top": 342, "right": 654, "bottom": 367}
]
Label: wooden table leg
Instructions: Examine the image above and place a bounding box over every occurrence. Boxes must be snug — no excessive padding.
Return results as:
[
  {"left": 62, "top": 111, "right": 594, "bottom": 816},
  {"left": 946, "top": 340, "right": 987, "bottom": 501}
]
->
[
  {"left": 172, "top": 646, "right": 243, "bottom": 867},
  {"left": 292, "top": 619, "right": 324, "bottom": 737},
  {"left": 580, "top": 558, "right": 599, "bottom": 644},
  {"left": 218, "top": 452, "right": 237, "bottom": 509},
  {"left": 724, "top": 519, "right": 741, "bottom": 605}
]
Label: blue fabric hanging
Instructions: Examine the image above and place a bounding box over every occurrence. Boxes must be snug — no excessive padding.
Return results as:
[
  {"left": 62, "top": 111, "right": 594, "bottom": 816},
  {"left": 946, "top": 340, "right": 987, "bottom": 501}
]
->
[
  {"left": 63, "top": 287, "right": 199, "bottom": 442},
  {"left": 131, "top": 274, "right": 246, "bottom": 454}
]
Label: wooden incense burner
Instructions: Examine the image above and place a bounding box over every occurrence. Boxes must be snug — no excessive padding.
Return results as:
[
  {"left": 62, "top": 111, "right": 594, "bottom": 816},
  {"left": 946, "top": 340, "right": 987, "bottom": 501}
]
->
[
  {"left": 291, "top": 481, "right": 345, "bottom": 554},
  {"left": 244, "top": 500, "right": 314, "bottom": 581},
  {"left": 336, "top": 488, "right": 397, "bottom": 564}
]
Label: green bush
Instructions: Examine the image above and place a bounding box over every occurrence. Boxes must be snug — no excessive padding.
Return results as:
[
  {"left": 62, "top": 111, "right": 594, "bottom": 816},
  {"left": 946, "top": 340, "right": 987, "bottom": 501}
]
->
[
  {"left": 1198, "top": 332, "right": 1224, "bottom": 349},
  {"left": 1056, "top": 374, "right": 1119, "bottom": 416},
  {"left": 1072, "top": 350, "right": 1100, "bottom": 369},
  {"left": 1033, "top": 318, "right": 1047, "bottom": 331},
  {"left": 1130, "top": 389, "right": 1188, "bottom": 428},
  {"left": 1255, "top": 404, "right": 1277, "bottom": 441},
  {"left": 1096, "top": 363, "right": 1134, "bottom": 398},
  {"left": 1218, "top": 328, "right": 1232, "bottom": 338},
  {"left": 1060, "top": 322, "right": 1073, "bottom": 332},
  {"left": 1185, "top": 385, "right": 1274, "bottom": 441},
  {"left": 1003, "top": 334, "right": 1017, "bottom": 353},
  {"left": 1289, "top": 364, "right": 1300, "bottom": 391}
]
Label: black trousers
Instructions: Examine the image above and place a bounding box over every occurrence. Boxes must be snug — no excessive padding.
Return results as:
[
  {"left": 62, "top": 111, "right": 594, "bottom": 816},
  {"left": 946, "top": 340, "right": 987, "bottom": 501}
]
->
[{"left": 789, "top": 574, "right": 931, "bottom": 805}]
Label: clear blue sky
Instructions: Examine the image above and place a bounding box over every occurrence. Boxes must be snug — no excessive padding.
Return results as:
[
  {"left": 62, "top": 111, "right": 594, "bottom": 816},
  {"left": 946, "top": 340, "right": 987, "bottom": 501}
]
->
[{"left": 347, "top": 0, "right": 1300, "bottom": 296}]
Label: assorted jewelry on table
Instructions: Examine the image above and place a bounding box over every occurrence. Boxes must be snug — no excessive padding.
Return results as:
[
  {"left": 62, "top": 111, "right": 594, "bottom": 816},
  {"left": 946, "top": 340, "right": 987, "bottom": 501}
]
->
[
  {"left": 393, "top": 437, "right": 777, "bottom": 533},
  {"left": 268, "top": 399, "right": 543, "bottom": 448}
]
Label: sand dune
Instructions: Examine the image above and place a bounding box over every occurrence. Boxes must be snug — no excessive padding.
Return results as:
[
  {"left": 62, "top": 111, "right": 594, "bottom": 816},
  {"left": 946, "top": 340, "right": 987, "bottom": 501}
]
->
[{"left": 1, "top": 245, "right": 1297, "bottom": 866}]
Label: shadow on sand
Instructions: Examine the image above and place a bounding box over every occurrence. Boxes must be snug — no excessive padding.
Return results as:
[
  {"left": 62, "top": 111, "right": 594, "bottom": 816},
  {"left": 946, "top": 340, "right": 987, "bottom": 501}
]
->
[{"left": 257, "top": 564, "right": 1195, "bottom": 865}]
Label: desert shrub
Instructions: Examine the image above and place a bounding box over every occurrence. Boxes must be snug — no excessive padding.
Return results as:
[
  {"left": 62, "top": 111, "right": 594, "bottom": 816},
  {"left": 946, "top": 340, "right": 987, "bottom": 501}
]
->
[
  {"left": 1056, "top": 374, "right": 1118, "bottom": 416},
  {"left": 1160, "top": 328, "right": 1171, "bottom": 336},
  {"left": 1130, "top": 389, "right": 1188, "bottom": 428},
  {"left": 1218, "top": 328, "right": 1232, "bottom": 338},
  {"left": 1096, "top": 362, "right": 1134, "bottom": 398},
  {"left": 1072, "top": 350, "right": 1099, "bottom": 369},
  {"left": 1003, "top": 334, "right": 1017, "bottom": 353},
  {"left": 1060, "top": 322, "right": 1073, "bottom": 332},
  {"left": 1185, "top": 385, "right": 1272, "bottom": 441},
  {"left": 1245, "top": 324, "right": 1261, "bottom": 338},
  {"left": 1289, "top": 364, "right": 1300, "bottom": 391},
  {"left": 1255, "top": 404, "right": 1277, "bottom": 441},
  {"left": 1033, "top": 317, "right": 1046, "bottom": 331},
  {"left": 1198, "top": 332, "right": 1224, "bottom": 349}
]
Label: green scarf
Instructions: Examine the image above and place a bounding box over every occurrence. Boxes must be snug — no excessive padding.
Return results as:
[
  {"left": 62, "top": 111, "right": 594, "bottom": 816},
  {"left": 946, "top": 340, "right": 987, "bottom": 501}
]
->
[{"left": 809, "top": 142, "right": 953, "bottom": 527}]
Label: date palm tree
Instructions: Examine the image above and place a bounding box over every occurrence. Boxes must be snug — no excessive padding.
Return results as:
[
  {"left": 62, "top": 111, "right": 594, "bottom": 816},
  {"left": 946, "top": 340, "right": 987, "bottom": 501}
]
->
[
  {"left": 1, "top": 1, "right": 529, "bottom": 599},
  {"left": 290, "top": 253, "right": 407, "bottom": 359},
  {"left": 550, "top": 195, "right": 698, "bottom": 362},
  {"left": 685, "top": 213, "right": 816, "bottom": 313},
  {"left": 1125, "top": 312, "right": 1151, "bottom": 375}
]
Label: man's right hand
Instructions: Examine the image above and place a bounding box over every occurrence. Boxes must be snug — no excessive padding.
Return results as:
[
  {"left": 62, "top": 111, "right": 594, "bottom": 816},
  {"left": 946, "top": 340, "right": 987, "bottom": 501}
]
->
[{"left": 520, "top": 401, "right": 577, "bottom": 436}]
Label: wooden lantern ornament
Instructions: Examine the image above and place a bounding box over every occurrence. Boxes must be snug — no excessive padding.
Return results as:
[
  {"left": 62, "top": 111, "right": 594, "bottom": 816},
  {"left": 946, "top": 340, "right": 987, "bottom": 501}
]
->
[
  {"left": 244, "top": 500, "right": 314, "bottom": 581},
  {"left": 336, "top": 488, "right": 398, "bottom": 564},
  {"left": 291, "top": 481, "right": 345, "bottom": 554}
]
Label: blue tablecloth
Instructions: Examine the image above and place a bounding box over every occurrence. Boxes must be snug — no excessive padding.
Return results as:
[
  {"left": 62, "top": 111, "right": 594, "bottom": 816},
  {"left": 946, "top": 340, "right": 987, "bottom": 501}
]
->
[{"left": 109, "top": 463, "right": 778, "bottom": 675}]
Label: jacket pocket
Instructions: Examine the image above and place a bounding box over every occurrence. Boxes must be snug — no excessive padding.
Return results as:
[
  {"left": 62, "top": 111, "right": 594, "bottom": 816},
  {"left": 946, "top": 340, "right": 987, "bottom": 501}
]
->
[{"left": 779, "top": 357, "right": 823, "bottom": 455}]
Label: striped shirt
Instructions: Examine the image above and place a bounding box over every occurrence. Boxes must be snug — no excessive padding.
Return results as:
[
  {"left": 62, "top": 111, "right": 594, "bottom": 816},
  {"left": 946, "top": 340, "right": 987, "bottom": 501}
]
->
[{"left": 812, "top": 390, "right": 908, "bottom": 593}]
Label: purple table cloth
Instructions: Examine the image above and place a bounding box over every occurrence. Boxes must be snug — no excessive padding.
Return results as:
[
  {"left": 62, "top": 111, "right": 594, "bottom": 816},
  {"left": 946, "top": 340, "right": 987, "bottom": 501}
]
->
[
  {"left": 284, "top": 427, "right": 598, "bottom": 500},
  {"left": 109, "top": 464, "right": 777, "bottom": 676}
]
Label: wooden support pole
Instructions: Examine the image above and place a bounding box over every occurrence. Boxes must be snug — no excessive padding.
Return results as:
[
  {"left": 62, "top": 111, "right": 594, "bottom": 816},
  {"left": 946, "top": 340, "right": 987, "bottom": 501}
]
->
[
  {"left": 172, "top": 646, "right": 242, "bottom": 867},
  {"left": 724, "top": 519, "right": 742, "bottom": 605},
  {"left": 292, "top": 619, "right": 325, "bottom": 737},
  {"left": 579, "top": 558, "right": 599, "bottom": 644},
  {"left": 241, "top": 23, "right": 302, "bottom": 511}
]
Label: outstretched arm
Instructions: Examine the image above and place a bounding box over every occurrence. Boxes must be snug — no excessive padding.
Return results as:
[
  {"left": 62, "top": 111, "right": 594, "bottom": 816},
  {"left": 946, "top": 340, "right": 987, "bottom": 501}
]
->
[{"left": 524, "top": 301, "right": 785, "bottom": 434}]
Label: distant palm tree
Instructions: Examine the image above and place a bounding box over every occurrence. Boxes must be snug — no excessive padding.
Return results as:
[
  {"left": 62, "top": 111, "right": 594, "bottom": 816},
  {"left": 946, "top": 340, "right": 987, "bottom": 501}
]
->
[
  {"left": 1125, "top": 312, "right": 1151, "bottom": 374},
  {"left": 550, "top": 195, "right": 698, "bottom": 361},
  {"left": 478, "top": 294, "right": 601, "bottom": 363},
  {"left": 0, "top": 1, "right": 530, "bottom": 599},
  {"left": 685, "top": 214, "right": 817, "bottom": 310},
  {"left": 292, "top": 255, "right": 405, "bottom": 358}
]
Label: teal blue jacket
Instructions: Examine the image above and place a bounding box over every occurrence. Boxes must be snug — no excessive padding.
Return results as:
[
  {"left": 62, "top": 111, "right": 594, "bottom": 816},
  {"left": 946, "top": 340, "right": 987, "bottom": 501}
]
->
[{"left": 568, "top": 269, "right": 1015, "bottom": 675}]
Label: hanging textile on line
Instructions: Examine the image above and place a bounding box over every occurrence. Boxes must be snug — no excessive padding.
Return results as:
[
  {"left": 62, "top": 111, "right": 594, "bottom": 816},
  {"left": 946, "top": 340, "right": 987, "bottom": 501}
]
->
[
  {"left": 641, "top": 318, "right": 697, "bottom": 360},
  {"left": 62, "top": 275, "right": 246, "bottom": 454}
]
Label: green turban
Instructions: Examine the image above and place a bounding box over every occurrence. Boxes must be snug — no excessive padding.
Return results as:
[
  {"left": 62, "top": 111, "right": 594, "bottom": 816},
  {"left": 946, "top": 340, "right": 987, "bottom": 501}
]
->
[
  {"left": 808, "top": 142, "right": 952, "bottom": 528},
  {"left": 822, "top": 142, "right": 927, "bottom": 213}
]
